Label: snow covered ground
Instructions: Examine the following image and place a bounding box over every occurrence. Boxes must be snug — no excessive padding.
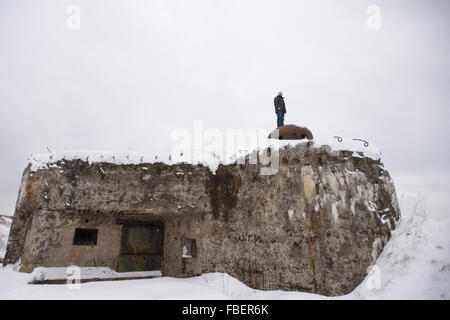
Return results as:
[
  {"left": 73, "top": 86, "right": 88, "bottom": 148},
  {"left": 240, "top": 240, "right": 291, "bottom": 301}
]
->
[{"left": 0, "top": 212, "right": 448, "bottom": 300}]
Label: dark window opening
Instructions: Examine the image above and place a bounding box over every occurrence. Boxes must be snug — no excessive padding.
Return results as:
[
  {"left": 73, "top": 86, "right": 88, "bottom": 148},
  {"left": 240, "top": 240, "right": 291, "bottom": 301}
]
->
[{"left": 73, "top": 228, "right": 98, "bottom": 246}]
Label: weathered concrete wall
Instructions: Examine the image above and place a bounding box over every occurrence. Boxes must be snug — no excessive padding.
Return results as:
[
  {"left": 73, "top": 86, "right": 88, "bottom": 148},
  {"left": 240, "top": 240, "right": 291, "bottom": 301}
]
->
[
  {"left": 197, "top": 146, "right": 400, "bottom": 294},
  {"left": 21, "top": 211, "right": 122, "bottom": 269},
  {"left": 4, "top": 143, "right": 400, "bottom": 296}
]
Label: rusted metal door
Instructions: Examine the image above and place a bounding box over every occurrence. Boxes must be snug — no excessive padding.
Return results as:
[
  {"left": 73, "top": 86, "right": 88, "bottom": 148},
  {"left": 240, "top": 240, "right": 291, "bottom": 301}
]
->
[{"left": 118, "top": 223, "right": 164, "bottom": 272}]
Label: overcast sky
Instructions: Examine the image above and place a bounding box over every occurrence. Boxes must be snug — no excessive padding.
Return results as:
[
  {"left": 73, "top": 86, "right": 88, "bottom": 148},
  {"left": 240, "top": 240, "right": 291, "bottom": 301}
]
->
[{"left": 1, "top": 0, "right": 449, "bottom": 218}]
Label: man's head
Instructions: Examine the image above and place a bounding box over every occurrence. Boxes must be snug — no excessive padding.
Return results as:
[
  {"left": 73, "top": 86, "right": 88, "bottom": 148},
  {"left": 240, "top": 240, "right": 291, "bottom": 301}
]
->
[{"left": 278, "top": 91, "right": 283, "bottom": 96}]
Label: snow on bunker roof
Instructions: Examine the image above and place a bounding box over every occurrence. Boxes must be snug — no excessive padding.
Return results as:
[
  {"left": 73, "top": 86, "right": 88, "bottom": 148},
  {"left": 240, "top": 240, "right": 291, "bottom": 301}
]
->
[{"left": 26, "top": 136, "right": 381, "bottom": 173}]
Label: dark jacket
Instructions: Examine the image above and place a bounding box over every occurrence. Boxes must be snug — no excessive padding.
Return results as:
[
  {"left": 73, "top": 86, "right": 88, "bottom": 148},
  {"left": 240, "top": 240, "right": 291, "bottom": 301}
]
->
[{"left": 274, "top": 95, "right": 286, "bottom": 113}]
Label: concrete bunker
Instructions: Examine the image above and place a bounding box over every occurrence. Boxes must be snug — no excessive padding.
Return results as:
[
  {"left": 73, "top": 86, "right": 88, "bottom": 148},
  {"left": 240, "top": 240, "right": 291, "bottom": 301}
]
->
[{"left": 4, "top": 143, "right": 401, "bottom": 296}]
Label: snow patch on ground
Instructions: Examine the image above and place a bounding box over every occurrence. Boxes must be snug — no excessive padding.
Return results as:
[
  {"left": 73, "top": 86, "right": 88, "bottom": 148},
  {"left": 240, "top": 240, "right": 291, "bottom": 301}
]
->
[
  {"left": 345, "top": 215, "right": 450, "bottom": 299},
  {"left": 31, "top": 266, "right": 161, "bottom": 282}
]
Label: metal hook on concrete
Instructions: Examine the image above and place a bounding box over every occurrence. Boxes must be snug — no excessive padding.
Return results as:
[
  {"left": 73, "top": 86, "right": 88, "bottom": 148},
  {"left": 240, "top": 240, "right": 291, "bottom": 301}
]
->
[
  {"left": 353, "top": 138, "right": 369, "bottom": 147},
  {"left": 46, "top": 147, "right": 53, "bottom": 160},
  {"left": 333, "top": 136, "right": 343, "bottom": 142}
]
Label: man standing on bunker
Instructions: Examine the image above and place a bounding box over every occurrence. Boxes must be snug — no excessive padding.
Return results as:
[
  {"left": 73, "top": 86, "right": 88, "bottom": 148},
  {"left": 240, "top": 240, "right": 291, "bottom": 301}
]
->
[{"left": 274, "top": 91, "right": 286, "bottom": 128}]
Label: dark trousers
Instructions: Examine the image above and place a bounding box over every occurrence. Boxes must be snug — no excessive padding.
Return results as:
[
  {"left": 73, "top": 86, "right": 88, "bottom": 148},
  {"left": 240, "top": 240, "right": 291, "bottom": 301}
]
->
[{"left": 276, "top": 111, "right": 285, "bottom": 128}]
